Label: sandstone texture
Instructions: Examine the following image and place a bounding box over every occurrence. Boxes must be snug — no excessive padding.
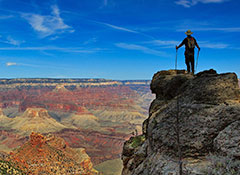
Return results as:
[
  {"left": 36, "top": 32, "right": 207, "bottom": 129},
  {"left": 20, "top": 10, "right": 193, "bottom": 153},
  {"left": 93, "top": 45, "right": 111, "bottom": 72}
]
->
[{"left": 122, "top": 69, "right": 240, "bottom": 175}]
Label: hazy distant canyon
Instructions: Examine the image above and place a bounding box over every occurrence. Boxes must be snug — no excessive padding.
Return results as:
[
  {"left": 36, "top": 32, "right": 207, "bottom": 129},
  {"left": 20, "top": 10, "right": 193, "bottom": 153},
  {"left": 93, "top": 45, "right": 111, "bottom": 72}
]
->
[{"left": 0, "top": 78, "right": 154, "bottom": 171}]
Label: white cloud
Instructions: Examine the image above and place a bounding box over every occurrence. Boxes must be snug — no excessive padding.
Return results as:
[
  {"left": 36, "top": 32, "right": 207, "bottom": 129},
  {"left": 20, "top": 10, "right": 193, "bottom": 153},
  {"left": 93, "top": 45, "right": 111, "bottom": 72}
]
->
[
  {"left": 198, "top": 41, "right": 229, "bottom": 49},
  {"left": 92, "top": 20, "right": 139, "bottom": 33},
  {"left": 106, "top": 23, "right": 138, "bottom": 33},
  {"left": 100, "top": 0, "right": 116, "bottom": 8},
  {"left": 145, "top": 40, "right": 179, "bottom": 47},
  {"left": 6, "top": 36, "right": 24, "bottom": 46},
  {"left": 115, "top": 43, "right": 169, "bottom": 57},
  {"left": 177, "top": 27, "right": 240, "bottom": 32},
  {"left": 194, "top": 0, "right": 229, "bottom": 3},
  {"left": 0, "top": 36, "right": 24, "bottom": 46},
  {"left": 0, "top": 46, "right": 102, "bottom": 53},
  {"left": 5, "top": 62, "right": 60, "bottom": 69},
  {"left": 175, "top": 0, "right": 229, "bottom": 7},
  {"left": 5, "top": 61, "right": 83, "bottom": 71},
  {"left": 104, "top": 0, "right": 108, "bottom": 6},
  {"left": 0, "top": 15, "right": 14, "bottom": 20},
  {"left": 22, "top": 5, "right": 73, "bottom": 38},
  {"left": 6, "top": 62, "right": 17, "bottom": 66},
  {"left": 146, "top": 39, "right": 230, "bottom": 49},
  {"left": 175, "top": 0, "right": 192, "bottom": 7},
  {"left": 90, "top": 20, "right": 155, "bottom": 39},
  {"left": 83, "top": 37, "right": 97, "bottom": 45},
  {"left": 49, "top": 36, "right": 60, "bottom": 40}
]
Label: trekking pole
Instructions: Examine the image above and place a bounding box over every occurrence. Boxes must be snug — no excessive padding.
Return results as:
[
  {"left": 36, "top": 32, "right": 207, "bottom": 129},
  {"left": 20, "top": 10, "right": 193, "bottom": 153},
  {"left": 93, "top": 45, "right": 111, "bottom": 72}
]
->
[
  {"left": 195, "top": 49, "right": 200, "bottom": 73},
  {"left": 175, "top": 49, "right": 178, "bottom": 70}
]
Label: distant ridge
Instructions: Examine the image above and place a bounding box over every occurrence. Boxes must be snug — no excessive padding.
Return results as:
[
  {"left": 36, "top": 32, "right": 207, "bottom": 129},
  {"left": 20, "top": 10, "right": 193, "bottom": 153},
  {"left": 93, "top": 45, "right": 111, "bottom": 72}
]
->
[{"left": 0, "top": 78, "right": 151, "bottom": 88}]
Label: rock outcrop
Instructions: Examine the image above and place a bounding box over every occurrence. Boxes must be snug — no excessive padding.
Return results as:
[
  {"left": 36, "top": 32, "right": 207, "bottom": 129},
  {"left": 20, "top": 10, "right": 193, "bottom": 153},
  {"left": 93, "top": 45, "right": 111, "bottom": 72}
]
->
[
  {"left": 122, "top": 69, "right": 240, "bottom": 175},
  {"left": 8, "top": 108, "right": 67, "bottom": 135},
  {"left": 61, "top": 107, "right": 100, "bottom": 129},
  {"left": 8, "top": 132, "right": 99, "bottom": 175},
  {"left": 53, "top": 84, "right": 70, "bottom": 92}
]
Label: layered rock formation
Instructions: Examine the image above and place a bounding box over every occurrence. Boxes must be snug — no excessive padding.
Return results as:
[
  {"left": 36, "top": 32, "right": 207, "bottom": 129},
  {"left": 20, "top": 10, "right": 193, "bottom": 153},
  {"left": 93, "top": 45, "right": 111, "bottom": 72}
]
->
[
  {"left": 8, "top": 132, "right": 99, "bottom": 174},
  {"left": 0, "top": 78, "right": 154, "bottom": 170},
  {"left": 61, "top": 108, "right": 100, "bottom": 129},
  {"left": 6, "top": 108, "right": 67, "bottom": 135},
  {"left": 0, "top": 108, "right": 11, "bottom": 127},
  {"left": 55, "top": 128, "right": 130, "bottom": 164},
  {"left": 122, "top": 69, "right": 240, "bottom": 174},
  {"left": 0, "top": 130, "right": 26, "bottom": 153}
]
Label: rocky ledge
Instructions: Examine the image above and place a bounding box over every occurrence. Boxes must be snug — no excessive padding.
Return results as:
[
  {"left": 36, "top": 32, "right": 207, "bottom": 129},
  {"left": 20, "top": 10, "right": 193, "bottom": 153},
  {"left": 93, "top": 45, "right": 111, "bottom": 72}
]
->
[{"left": 122, "top": 69, "right": 240, "bottom": 175}]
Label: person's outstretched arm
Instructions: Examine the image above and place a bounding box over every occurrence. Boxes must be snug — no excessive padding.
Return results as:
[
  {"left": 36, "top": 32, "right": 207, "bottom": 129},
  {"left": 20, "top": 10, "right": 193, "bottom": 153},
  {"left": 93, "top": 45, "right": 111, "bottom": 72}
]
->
[
  {"left": 195, "top": 40, "right": 200, "bottom": 51},
  {"left": 176, "top": 39, "right": 185, "bottom": 50}
]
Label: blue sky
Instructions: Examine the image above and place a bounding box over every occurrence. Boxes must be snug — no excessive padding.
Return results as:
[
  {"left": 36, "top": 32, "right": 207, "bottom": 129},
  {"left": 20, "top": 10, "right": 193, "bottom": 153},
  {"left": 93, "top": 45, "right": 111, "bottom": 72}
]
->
[{"left": 0, "top": 0, "right": 239, "bottom": 79}]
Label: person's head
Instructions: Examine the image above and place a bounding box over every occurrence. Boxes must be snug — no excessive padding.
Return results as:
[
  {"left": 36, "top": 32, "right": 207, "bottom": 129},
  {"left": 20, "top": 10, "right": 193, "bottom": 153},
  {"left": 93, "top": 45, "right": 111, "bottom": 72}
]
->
[{"left": 185, "top": 30, "right": 193, "bottom": 37}]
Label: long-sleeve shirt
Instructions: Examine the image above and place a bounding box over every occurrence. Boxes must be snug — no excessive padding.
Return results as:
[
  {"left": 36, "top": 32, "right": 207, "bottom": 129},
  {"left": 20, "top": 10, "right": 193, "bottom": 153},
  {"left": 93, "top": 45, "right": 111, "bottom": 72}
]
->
[{"left": 178, "top": 36, "right": 200, "bottom": 54}]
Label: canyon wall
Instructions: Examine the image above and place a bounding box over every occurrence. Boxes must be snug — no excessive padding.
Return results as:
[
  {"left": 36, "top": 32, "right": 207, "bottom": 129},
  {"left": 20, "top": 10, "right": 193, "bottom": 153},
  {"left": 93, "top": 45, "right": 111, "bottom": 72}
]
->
[{"left": 0, "top": 78, "right": 154, "bottom": 173}]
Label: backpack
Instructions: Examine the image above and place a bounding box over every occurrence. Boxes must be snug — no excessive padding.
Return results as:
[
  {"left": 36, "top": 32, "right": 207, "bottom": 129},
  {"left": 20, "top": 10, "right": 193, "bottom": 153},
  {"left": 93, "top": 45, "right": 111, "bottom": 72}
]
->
[{"left": 187, "top": 37, "right": 195, "bottom": 49}]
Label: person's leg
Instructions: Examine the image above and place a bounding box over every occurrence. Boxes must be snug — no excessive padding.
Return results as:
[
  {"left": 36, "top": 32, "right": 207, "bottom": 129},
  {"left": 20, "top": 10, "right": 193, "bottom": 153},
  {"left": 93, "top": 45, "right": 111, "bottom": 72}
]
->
[
  {"left": 190, "top": 55, "right": 195, "bottom": 73},
  {"left": 185, "top": 55, "right": 190, "bottom": 73}
]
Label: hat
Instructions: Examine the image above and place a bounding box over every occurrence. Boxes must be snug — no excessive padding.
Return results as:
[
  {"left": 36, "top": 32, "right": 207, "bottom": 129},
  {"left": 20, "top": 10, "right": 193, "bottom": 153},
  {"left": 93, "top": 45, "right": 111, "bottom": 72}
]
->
[{"left": 185, "top": 30, "right": 193, "bottom": 35}]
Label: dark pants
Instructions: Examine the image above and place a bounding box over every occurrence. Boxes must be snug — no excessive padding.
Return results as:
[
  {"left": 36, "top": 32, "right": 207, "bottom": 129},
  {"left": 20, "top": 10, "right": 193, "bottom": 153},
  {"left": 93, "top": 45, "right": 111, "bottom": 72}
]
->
[{"left": 185, "top": 52, "right": 194, "bottom": 73}]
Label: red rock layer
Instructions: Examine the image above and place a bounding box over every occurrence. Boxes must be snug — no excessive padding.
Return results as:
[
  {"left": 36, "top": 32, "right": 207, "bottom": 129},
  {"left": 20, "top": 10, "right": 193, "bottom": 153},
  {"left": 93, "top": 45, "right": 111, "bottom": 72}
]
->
[
  {"left": 0, "top": 86, "right": 140, "bottom": 112},
  {"left": 0, "top": 130, "right": 27, "bottom": 150},
  {"left": 54, "top": 128, "right": 131, "bottom": 164},
  {"left": 8, "top": 132, "right": 99, "bottom": 175}
]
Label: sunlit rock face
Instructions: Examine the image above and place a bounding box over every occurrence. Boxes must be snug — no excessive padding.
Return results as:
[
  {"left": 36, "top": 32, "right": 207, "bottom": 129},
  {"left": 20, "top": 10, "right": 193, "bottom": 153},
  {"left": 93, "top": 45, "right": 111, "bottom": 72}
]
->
[
  {"left": 122, "top": 69, "right": 240, "bottom": 175},
  {"left": 6, "top": 108, "right": 67, "bottom": 135}
]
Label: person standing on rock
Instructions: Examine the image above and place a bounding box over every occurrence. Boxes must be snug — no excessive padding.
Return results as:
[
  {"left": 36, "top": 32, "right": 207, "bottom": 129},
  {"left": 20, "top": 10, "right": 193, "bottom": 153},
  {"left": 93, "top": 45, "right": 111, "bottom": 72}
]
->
[{"left": 176, "top": 30, "right": 200, "bottom": 74}]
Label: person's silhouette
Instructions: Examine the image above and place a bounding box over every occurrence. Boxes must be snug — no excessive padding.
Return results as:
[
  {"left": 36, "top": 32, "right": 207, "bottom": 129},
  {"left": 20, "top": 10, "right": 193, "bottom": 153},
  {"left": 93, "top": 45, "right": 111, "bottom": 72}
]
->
[{"left": 176, "top": 30, "right": 200, "bottom": 74}]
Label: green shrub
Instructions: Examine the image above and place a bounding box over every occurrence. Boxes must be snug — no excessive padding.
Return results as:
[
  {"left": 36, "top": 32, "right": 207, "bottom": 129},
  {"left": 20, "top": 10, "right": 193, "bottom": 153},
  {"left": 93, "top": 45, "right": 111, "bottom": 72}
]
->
[
  {"left": 0, "top": 160, "right": 25, "bottom": 175},
  {"left": 130, "top": 135, "right": 145, "bottom": 148}
]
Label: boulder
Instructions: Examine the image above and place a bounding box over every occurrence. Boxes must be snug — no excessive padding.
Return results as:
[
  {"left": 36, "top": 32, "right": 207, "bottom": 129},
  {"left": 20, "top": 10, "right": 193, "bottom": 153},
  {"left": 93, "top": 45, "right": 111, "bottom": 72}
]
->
[
  {"left": 150, "top": 69, "right": 192, "bottom": 100},
  {"left": 214, "top": 121, "right": 240, "bottom": 157}
]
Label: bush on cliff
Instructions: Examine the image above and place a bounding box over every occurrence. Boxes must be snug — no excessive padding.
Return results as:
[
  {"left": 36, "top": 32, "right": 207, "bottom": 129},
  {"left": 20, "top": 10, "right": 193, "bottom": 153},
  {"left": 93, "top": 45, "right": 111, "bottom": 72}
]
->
[
  {"left": 0, "top": 160, "right": 25, "bottom": 175},
  {"left": 130, "top": 135, "right": 145, "bottom": 148}
]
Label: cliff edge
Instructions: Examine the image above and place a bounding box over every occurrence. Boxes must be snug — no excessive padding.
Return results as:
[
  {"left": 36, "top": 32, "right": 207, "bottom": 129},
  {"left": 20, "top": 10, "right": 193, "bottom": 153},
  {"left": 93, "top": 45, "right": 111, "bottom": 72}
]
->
[{"left": 122, "top": 69, "right": 240, "bottom": 175}]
